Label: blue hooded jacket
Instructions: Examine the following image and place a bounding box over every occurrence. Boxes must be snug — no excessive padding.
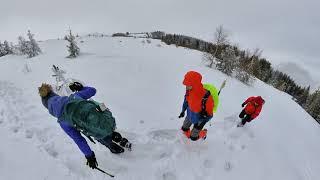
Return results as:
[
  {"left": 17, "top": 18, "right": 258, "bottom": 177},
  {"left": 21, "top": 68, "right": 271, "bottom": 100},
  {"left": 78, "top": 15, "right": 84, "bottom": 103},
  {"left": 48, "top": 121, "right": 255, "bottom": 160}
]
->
[
  {"left": 43, "top": 87, "right": 97, "bottom": 157},
  {"left": 181, "top": 96, "right": 212, "bottom": 124}
]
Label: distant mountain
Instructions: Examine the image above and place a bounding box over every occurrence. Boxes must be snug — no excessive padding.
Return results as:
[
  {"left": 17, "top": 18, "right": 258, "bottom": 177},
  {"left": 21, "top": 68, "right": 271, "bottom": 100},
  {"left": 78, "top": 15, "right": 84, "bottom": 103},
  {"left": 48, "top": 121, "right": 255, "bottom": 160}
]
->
[{"left": 276, "top": 62, "right": 317, "bottom": 89}]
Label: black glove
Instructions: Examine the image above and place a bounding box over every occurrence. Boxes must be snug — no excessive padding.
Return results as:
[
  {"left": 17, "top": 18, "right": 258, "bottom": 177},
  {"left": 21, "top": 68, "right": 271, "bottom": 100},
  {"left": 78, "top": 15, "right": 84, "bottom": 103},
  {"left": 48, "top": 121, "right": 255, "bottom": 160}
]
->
[
  {"left": 178, "top": 112, "right": 185, "bottom": 118},
  {"left": 86, "top": 152, "right": 98, "bottom": 169},
  {"left": 241, "top": 103, "right": 246, "bottom": 107},
  {"left": 69, "top": 82, "right": 83, "bottom": 92}
]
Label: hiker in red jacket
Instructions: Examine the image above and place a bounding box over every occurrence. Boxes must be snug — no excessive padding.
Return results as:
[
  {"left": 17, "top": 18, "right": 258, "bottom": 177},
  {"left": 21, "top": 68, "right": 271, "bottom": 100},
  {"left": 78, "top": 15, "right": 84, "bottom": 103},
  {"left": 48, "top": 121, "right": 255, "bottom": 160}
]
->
[
  {"left": 238, "top": 96, "right": 265, "bottom": 127},
  {"left": 179, "top": 71, "right": 214, "bottom": 140}
]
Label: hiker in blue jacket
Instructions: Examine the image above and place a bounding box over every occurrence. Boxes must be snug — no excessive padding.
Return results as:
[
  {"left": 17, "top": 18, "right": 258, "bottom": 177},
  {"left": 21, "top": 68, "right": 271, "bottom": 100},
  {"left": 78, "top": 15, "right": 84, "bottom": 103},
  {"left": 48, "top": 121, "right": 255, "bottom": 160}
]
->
[{"left": 39, "top": 82, "right": 130, "bottom": 169}]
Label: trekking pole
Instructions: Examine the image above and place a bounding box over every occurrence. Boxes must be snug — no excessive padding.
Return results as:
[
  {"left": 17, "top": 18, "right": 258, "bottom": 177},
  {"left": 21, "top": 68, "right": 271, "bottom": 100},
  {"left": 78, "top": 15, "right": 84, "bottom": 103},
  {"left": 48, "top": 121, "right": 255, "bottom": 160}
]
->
[
  {"left": 95, "top": 167, "right": 115, "bottom": 178},
  {"left": 218, "top": 79, "right": 227, "bottom": 95}
]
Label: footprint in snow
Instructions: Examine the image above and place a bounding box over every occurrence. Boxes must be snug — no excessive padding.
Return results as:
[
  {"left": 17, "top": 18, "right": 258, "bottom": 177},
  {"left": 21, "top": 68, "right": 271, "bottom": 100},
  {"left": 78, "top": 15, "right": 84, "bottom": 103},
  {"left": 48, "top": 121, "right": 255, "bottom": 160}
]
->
[
  {"left": 10, "top": 126, "right": 20, "bottom": 133},
  {"left": 203, "top": 159, "right": 214, "bottom": 168},
  {"left": 224, "top": 161, "right": 233, "bottom": 172},
  {"left": 44, "top": 143, "right": 59, "bottom": 158},
  {"left": 25, "top": 129, "right": 34, "bottom": 139},
  {"left": 160, "top": 171, "right": 176, "bottom": 180},
  {"left": 148, "top": 129, "right": 178, "bottom": 143}
]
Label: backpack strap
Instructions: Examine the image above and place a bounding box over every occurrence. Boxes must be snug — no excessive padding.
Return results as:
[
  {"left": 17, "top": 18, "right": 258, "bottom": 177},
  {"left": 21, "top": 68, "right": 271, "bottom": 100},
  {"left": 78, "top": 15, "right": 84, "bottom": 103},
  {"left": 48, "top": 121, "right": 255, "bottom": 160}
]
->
[
  {"left": 200, "top": 90, "right": 211, "bottom": 118},
  {"left": 73, "top": 123, "right": 96, "bottom": 144}
]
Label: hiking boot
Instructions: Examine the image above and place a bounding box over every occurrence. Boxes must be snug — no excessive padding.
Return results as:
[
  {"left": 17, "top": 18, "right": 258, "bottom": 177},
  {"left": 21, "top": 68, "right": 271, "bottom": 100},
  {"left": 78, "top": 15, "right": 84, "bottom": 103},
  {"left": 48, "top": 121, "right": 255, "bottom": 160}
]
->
[
  {"left": 183, "top": 129, "right": 191, "bottom": 138},
  {"left": 120, "top": 138, "right": 132, "bottom": 151},
  {"left": 237, "top": 121, "right": 245, "bottom": 127},
  {"left": 108, "top": 142, "right": 124, "bottom": 154}
]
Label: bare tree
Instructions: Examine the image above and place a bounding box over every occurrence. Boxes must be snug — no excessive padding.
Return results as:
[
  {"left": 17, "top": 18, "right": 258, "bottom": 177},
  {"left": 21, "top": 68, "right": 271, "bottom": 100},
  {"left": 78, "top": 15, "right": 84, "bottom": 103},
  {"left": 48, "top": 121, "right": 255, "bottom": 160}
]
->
[
  {"left": 240, "top": 48, "right": 262, "bottom": 79},
  {"left": 214, "top": 25, "right": 230, "bottom": 46},
  {"left": 204, "top": 25, "right": 230, "bottom": 68}
]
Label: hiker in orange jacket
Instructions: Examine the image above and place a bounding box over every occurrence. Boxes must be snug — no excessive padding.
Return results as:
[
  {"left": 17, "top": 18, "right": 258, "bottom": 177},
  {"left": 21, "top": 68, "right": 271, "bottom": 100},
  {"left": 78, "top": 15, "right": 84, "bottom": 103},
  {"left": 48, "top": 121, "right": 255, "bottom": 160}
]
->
[
  {"left": 178, "top": 71, "right": 214, "bottom": 140},
  {"left": 238, "top": 96, "right": 265, "bottom": 127}
]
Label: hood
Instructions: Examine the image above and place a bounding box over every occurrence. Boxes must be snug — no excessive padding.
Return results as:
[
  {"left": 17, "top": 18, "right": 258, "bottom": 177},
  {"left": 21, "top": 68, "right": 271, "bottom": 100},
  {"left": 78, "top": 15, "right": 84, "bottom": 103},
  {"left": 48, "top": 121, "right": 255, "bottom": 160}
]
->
[
  {"left": 255, "top": 96, "right": 265, "bottom": 105},
  {"left": 183, "top": 71, "right": 202, "bottom": 87}
]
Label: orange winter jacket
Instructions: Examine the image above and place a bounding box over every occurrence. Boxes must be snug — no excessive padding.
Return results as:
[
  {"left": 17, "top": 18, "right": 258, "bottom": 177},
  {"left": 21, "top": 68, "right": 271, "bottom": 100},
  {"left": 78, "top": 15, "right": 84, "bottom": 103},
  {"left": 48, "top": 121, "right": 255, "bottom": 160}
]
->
[
  {"left": 243, "top": 96, "right": 264, "bottom": 119},
  {"left": 183, "top": 71, "right": 214, "bottom": 116}
]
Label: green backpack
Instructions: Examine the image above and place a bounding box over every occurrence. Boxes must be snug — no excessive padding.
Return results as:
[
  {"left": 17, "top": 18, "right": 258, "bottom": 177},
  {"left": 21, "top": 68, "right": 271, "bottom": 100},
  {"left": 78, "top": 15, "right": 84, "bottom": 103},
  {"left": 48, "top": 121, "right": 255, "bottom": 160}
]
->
[
  {"left": 61, "top": 98, "right": 116, "bottom": 140},
  {"left": 203, "top": 83, "right": 220, "bottom": 113}
]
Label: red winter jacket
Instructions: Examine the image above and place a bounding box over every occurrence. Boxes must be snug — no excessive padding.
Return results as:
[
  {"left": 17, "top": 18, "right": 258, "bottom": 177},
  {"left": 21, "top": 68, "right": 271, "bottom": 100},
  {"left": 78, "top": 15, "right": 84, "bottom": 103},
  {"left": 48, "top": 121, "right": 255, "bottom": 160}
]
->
[
  {"left": 183, "top": 71, "right": 214, "bottom": 116},
  {"left": 243, "top": 96, "right": 264, "bottom": 119}
]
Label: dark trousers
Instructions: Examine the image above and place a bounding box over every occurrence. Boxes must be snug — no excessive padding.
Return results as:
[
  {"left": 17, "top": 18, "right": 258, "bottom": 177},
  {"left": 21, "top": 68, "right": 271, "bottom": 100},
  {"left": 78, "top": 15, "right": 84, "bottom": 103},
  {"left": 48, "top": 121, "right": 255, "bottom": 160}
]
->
[
  {"left": 181, "top": 118, "right": 207, "bottom": 140},
  {"left": 98, "top": 131, "right": 128, "bottom": 148},
  {"left": 239, "top": 109, "right": 252, "bottom": 125},
  {"left": 98, "top": 134, "right": 113, "bottom": 148}
]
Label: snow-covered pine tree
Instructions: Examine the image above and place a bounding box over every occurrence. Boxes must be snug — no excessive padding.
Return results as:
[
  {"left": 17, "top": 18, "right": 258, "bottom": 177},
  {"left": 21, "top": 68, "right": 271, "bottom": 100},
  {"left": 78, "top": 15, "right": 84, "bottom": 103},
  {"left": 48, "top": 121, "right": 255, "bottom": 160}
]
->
[
  {"left": 0, "top": 41, "right": 4, "bottom": 56},
  {"left": 305, "top": 89, "right": 320, "bottom": 122},
  {"left": 297, "top": 86, "right": 310, "bottom": 107},
  {"left": 216, "top": 46, "right": 237, "bottom": 76},
  {"left": 26, "top": 30, "right": 42, "bottom": 58},
  {"left": 260, "top": 60, "right": 272, "bottom": 82},
  {"left": 66, "top": 30, "right": 80, "bottom": 58},
  {"left": 3, "top": 40, "right": 13, "bottom": 55},
  {"left": 17, "top": 36, "right": 29, "bottom": 55}
]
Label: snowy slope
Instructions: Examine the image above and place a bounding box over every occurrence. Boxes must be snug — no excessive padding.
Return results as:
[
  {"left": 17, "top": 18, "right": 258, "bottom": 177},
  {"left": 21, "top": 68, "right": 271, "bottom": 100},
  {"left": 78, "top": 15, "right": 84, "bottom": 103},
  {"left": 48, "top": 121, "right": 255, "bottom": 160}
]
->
[{"left": 1, "top": 36, "right": 320, "bottom": 180}]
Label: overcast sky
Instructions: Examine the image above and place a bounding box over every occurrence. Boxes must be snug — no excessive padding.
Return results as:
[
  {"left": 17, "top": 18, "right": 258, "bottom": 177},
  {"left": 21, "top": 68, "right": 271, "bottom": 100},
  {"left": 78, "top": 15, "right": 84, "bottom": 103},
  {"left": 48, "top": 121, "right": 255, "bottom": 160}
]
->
[{"left": 1, "top": 0, "right": 319, "bottom": 85}]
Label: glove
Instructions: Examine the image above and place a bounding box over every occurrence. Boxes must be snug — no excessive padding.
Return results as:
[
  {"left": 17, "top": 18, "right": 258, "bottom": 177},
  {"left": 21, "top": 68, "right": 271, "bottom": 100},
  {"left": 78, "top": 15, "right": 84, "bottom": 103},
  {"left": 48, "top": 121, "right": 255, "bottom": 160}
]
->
[
  {"left": 69, "top": 82, "right": 83, "bottom": 92},
  {"left": 178, "top": 112, "right": 185, "bottom": 118},
  {"left": 241, "top": 103, "right": 246, "bottom": 107},
  {"left": 86, "top": 152, "right": 98, "bottom": 169}
]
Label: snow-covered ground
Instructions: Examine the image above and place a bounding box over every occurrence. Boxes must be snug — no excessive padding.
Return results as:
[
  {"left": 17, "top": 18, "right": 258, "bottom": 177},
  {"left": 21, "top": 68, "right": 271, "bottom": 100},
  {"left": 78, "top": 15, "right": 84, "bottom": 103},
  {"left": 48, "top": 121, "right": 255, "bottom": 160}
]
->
[{"left": 1, "top": 36, "right": 320, "bottom": 180}]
